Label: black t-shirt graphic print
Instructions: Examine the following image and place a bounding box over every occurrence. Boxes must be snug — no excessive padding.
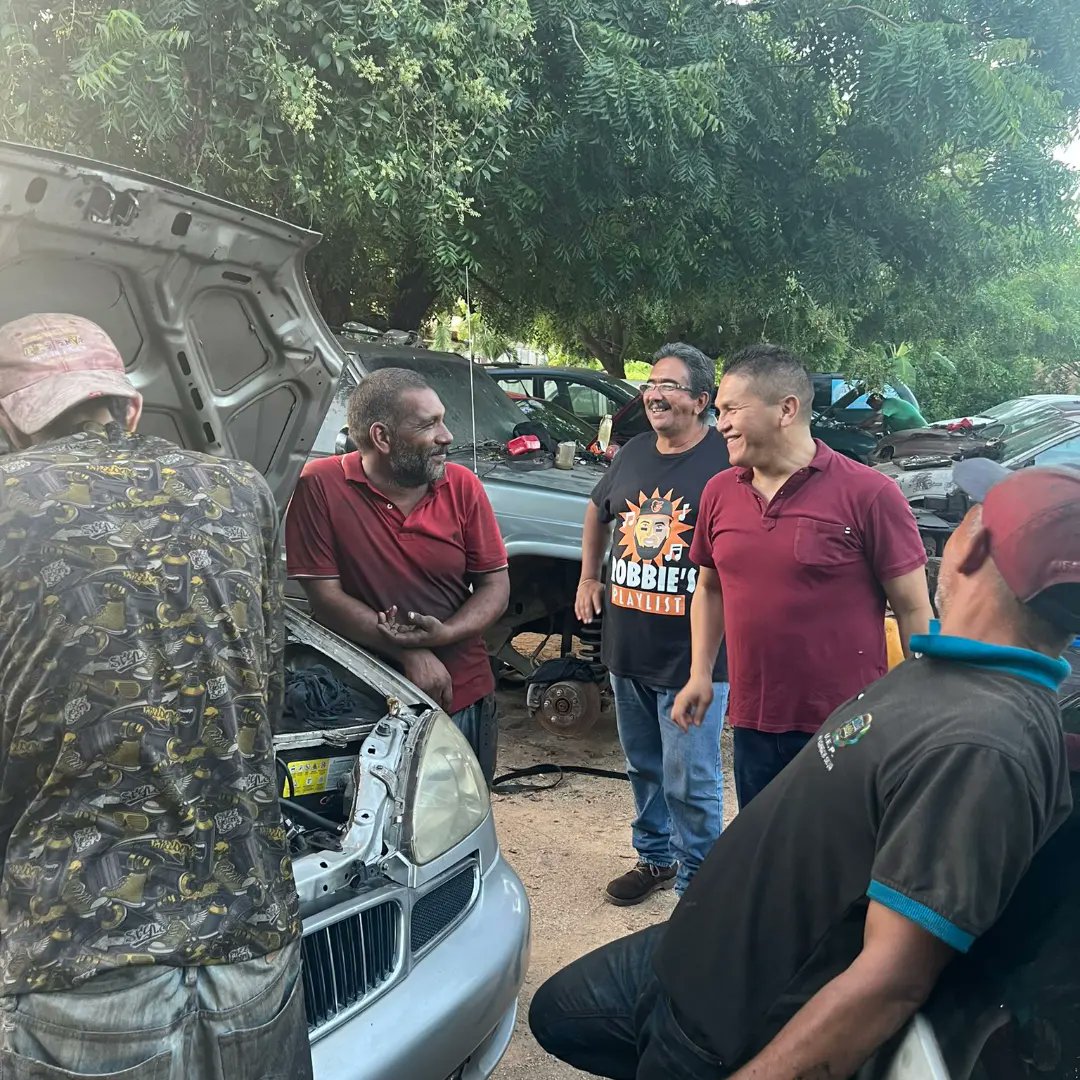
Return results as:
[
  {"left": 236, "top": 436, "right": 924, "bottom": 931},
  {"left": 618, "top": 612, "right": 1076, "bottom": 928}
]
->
[{"left": 590, "top": 429, "right": 730, "bottom": 688}]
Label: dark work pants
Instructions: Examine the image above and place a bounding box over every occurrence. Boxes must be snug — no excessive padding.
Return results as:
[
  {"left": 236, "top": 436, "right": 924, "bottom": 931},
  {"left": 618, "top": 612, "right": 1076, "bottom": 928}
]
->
[
  {"left": 451, "top": 692, "right": 498, "bottom": 786},
  {"left": 732, "top": 728, "right": 814, "bottom": 808},
  {"left": 529, "top": 925, "right": 728, "bottom": 1079}
]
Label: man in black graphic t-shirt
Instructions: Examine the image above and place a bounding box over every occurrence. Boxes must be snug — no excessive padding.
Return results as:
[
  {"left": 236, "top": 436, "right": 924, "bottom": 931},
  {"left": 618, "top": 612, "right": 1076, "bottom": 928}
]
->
[
  {"left": 577, "top": 343, "right": 730, "bottom": 903},
  {"left": 533, "top": 460, "right": 1080, "bottom": 1080}
]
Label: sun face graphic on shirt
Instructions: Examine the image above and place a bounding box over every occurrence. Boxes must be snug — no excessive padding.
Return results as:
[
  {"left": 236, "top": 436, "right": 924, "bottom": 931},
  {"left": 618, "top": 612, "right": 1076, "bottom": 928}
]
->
[{"left": 618, "top": 489, "right": 694, "bottom": 566}]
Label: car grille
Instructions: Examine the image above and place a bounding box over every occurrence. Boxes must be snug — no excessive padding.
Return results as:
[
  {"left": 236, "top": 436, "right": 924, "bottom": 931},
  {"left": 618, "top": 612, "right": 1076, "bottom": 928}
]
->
[
  {"left": 302, "top": 899, "right": 401, "bottom": 1030},
  {"left": 411, "top": 865, "right": 477, "bottom": 954}
]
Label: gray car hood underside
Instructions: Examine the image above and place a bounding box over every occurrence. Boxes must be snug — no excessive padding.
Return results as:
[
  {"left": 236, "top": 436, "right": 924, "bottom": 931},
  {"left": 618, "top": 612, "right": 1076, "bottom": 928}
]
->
[{"left": 0, "top": 141, "right": 342, "bottom": 509}]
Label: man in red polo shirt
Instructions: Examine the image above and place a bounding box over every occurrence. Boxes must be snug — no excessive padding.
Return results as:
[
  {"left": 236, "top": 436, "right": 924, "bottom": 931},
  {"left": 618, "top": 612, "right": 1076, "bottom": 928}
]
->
[
  {"left": 673, "top": 344, "right": 932, "bottom": 805},
  {"left": 285, "top": 368, "right": 509, "bottom": 783}
]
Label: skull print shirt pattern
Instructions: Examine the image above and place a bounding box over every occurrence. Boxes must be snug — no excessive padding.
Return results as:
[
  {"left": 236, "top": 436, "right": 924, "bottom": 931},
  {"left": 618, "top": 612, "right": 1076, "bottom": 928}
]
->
[{"left": 0, "top": 423, "right": 300, "bottom": 993}]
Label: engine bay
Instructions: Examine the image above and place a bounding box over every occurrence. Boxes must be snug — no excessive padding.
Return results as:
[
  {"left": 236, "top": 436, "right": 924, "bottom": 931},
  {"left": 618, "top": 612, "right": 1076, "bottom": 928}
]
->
[{"left": 276, "top": 642, "right": 399, "bottom": 855}]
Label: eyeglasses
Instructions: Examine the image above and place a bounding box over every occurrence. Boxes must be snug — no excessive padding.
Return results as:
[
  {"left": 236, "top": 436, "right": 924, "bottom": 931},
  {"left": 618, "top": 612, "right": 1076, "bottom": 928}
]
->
[{"left": 640, "top": 380, "right": 694, "bottom": 396}]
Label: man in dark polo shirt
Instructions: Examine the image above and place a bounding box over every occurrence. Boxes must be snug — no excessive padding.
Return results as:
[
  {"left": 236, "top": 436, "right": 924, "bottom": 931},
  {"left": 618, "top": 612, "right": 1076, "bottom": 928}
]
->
[
  {"left": 529, "top": 460, "right": 1080, "bottom": 1080},
  {"left": 673, "top": 344, "right": 933, "bottom": 805},
  {"left": 285, "top": 368, "right": 509, "bottom": 783}
]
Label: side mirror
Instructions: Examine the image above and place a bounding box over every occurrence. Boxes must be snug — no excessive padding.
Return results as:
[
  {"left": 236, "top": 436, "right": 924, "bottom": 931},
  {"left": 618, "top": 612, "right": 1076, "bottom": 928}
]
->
[{"left": 335, "top": 428, "right": 357, "bottom": 456}]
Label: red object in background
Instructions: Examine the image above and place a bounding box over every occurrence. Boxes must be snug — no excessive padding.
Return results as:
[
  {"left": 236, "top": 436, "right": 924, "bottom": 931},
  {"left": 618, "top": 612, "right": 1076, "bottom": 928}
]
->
[
  {"left": 588, "top": 440, "right": 619, "bottom": 461},
  {"left": 507, "top": 434, "right": 541, "bottom": 456},
  {"left": 947, "top": 418, "right": 975, "bottom": 433}
]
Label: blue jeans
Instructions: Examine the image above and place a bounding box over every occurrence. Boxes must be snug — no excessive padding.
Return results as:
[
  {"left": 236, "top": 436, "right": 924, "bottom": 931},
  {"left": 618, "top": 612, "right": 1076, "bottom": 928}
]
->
[
  {"left": 611, "top": 675, "right": 729, "bottom": 894},
  {"left": 732, "top": 727, "right": 814, "bottom": 808},
  {"left": 452, "top": 692, "right": 498, "bottom": 787},
  {"left": 530, "top": 924, "right": 728, "bottom": 1079},
  {"left": 0, "top": 943, "right": 312, "bottom": 1079}
]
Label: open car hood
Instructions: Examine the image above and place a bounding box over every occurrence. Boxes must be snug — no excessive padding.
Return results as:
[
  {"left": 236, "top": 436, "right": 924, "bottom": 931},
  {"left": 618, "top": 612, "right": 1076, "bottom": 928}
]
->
[
  {"left": 0, "top": 141, "right": 342, "bottom": 509},
  {"left": 873, "top": 426, "right": 1003, "bottom": 468}
]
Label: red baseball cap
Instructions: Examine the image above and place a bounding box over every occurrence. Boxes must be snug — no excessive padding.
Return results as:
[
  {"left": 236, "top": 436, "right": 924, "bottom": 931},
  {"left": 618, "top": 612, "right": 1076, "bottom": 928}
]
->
[
  {"left": 0, "top": 313, "right": 142, "bottom": 435},
  {"left": 954, "top": 458, "right": 1080, "bottom": 633}
]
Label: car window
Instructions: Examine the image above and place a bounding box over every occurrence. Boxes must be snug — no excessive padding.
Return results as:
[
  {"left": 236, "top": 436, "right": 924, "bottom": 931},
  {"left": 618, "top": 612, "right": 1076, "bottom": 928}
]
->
[
  {"left": 493, "top": 377, "right": 533, "bottom": 398},
  {"left": 513, "top": 397, "right": 596, "bottom": 442},
  {"left": 831, "top": 380, "right": 903, "bottom": 408},
  {"left": 1000, "top": 415, "right": 1079, "bottom": 462},
  {"left": 311, "top": 367, "right": 359, "bottom": 455},
  {"left": 1033, "top": 434, "right": 1080, "bottom": 468},
  {"left": 567, "top": 383, "right": 607, "bottom": 421}
]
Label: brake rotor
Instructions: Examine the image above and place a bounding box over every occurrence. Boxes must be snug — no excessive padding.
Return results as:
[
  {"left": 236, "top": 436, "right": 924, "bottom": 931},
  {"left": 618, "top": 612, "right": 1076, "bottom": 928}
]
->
[{"left": 535, "top": 679, "right": 601, "bottom": 738}]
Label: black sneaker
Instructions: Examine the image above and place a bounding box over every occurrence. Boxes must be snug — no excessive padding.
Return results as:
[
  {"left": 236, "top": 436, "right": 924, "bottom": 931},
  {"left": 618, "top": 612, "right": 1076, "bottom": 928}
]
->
[{"left": 605, "top": 861, "right": 678, "bottom": 906}]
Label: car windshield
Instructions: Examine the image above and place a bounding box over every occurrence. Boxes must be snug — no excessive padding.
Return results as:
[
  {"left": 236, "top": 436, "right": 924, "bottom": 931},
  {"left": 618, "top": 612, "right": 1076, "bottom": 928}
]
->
[
  {"left": 513, "top": 397, "right": 597, "bottom": 443},
  {"left": 982, "top": 398, "right": 1027, "bottom": 419},
  {"left": 311, "top": 344, "right": 528, "bottom": 455},
  {"left": 994, "top": 413, "right": 1079, "bottom": 462}
]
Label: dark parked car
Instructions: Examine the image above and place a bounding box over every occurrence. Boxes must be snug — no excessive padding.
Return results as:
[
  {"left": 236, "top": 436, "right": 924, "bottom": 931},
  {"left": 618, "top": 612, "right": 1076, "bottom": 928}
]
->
[
  {"left": 489, "top": 365, "right": 879, "bottom": 463},
  {"left": 485, "top": 365, "right": 637, "bottom": 432}
]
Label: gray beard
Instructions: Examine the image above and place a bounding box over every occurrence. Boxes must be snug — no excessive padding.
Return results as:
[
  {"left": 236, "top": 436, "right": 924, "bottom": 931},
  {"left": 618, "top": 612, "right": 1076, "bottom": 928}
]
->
[{"left": 388, "top": 442, "right": 443, "bottom": 487}]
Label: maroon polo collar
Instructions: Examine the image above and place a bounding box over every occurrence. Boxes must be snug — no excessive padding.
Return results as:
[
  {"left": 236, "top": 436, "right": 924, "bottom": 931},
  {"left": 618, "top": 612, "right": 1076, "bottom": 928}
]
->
[{"left": 736, "top": 438, "right": 835, "bottom": 484}]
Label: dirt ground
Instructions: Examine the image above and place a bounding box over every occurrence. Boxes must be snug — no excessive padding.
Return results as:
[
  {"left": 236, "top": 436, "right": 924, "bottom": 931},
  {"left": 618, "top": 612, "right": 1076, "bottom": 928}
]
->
[{"left": 489, "top": 676, "right": 737, "bottom": 1079}]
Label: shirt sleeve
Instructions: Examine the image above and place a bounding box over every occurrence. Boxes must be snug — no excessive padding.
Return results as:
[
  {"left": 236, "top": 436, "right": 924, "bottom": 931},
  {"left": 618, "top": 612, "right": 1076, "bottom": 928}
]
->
[
  {"left": 284, "top": 468, "right": 340, "bottom": 578},
  {"left": 462, "top": 473, "right": 508, "bottom": 574},
  {"left": 256, "top": 482, "right": 286, "bottom": 732},
  {"left": 689, "top": 477, "right": 720, "bottom": 570},
  {"left": 869, "top": 744, "right": 1047, "bottom": 953},
  {"left": 589, "top": 447, "right": 624, "bottom": 522},
  {"left": 862, "top": 480, "right": 928, "bottom": 582}
]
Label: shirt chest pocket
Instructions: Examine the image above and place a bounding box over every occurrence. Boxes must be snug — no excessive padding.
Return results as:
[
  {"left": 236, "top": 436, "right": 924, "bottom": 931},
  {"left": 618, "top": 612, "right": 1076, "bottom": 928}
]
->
[{"left": 793, "top": 518, "right": 863, "bottom": 567}]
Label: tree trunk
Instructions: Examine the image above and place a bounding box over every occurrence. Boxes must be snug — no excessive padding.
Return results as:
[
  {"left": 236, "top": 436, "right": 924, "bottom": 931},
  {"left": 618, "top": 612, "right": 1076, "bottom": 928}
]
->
[
  {"left": 388, "top": 262, "right": 438, "bottom": 332},
  {"left": 579, "top": 316, "right": 630, "bottom": 379}
]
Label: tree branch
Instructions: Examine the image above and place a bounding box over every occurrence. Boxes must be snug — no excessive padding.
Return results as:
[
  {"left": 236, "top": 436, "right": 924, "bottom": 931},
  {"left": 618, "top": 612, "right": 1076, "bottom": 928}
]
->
[{"left": 830, "top": 5, "right": 903, "bottom": 30}]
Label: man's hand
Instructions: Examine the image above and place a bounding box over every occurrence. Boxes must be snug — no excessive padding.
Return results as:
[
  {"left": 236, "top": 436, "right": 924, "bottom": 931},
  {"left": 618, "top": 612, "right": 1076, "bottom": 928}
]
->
[
  {"left": 575, "top": 579, "right": 604, "bottom": 623},
  {"left": 672, "top": 674, "right": 715, "bottom": 732},
  {"left": 399, "top": 648, "right": 454, "bottom": 711},
  {"left": 377, "top": 605, "right": 451, "bottom": 649}
]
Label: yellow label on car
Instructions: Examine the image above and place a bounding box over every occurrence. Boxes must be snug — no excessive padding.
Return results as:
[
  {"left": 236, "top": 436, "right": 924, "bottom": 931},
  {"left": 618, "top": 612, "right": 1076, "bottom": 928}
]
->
[
  {"left": 283, "top": 757, "right": 332, "bottom": 796},
  {"left": 282, "top": 756, "right": 355, "bottom": 797}
]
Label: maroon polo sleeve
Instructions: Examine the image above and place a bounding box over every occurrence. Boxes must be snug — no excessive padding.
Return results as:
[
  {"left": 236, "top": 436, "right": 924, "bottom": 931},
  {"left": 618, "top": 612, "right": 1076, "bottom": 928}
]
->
[
  {"left": 461, "top": 471, "right": 508, "bottom": 574},
  {"left": 862, "top": 480, "right": 927, "bottom": 583},
  {"left": 285, "top": 467, "right": 339, "bottom": 578},
  {"left": 689, "top": 475, "right": 722, "bottom": 570}
]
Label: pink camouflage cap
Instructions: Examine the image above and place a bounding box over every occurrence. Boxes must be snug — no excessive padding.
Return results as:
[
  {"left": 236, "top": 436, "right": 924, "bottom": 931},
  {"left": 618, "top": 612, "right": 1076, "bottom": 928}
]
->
[{"left": 0, "top": 313, "right": 142, "bottom": 434}]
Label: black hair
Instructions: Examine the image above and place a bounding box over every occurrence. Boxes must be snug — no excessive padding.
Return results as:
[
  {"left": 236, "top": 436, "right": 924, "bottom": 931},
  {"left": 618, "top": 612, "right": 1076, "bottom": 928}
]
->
[
  {"left": 651, "top": 342, "right": 717, "bottom": 423},
  {"left": 346, "top": 368, "right": 433, "bottom": 450},
  {"left": 723, "top": 343, "right": 814, "bottom": 419}
]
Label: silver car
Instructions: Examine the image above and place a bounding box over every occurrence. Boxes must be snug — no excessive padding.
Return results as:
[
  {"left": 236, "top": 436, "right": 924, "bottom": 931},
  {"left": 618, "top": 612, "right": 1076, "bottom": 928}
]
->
[{"left": 0, "top": 141, "right": 530, "bottom": 1080}]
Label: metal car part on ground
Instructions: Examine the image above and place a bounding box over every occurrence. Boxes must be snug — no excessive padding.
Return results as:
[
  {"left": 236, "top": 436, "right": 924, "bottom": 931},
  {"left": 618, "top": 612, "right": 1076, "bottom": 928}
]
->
[{"left": 0, "top": 140, "right": 529, "bottom": 1080}]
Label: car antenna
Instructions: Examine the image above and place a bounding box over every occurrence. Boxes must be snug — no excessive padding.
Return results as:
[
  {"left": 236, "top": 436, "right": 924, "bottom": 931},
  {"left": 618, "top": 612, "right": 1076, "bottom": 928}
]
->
[{"left": 465, "top": 266, "right": 478, "bottom": 476}]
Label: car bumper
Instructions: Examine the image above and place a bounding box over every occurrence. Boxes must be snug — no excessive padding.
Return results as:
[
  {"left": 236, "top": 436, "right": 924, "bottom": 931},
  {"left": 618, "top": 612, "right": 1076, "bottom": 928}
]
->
[{"left": 311, "top": 852, "right": 531, "bottom": 1080}]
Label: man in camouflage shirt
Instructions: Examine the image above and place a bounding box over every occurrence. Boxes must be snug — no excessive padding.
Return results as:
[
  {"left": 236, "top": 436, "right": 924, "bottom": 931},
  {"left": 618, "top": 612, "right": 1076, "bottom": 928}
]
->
[{"left": 0, "top": 314, "right": 310, "bottom": 1079}]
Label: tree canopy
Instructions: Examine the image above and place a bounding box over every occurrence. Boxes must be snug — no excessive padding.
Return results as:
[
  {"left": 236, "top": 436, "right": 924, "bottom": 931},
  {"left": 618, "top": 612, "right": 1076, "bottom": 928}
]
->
[{"left": 2, "top": 0, "right": 1079, "bottom": 385}]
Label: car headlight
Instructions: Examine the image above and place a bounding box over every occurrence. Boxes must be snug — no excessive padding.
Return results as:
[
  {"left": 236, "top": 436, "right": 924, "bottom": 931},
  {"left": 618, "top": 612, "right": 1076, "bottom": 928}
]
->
[{"left": 403, "top": 711, "right": 490, "bottom": 865}]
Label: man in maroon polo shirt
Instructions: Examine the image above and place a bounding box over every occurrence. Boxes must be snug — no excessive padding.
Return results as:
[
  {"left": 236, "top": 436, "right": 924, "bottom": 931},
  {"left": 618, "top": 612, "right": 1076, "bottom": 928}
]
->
[
  {"left": 285, "top": 368, "right": 509, "bottom": 783},
  {"left": 673, "top": 344, "right": 932, "bottom": 805}
]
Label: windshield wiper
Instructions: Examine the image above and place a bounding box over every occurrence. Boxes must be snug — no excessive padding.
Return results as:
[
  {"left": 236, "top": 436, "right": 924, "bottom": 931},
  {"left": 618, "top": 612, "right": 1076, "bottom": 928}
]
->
[{"left": 446, "top": 440, "right": 506, "bottom": 456}]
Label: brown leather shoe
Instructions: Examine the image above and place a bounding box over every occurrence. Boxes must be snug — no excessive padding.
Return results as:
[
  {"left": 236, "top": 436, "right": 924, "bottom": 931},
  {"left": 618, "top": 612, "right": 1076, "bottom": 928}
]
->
[{"left": 605, "top": 861, "right": 678, "bottom": 906}]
